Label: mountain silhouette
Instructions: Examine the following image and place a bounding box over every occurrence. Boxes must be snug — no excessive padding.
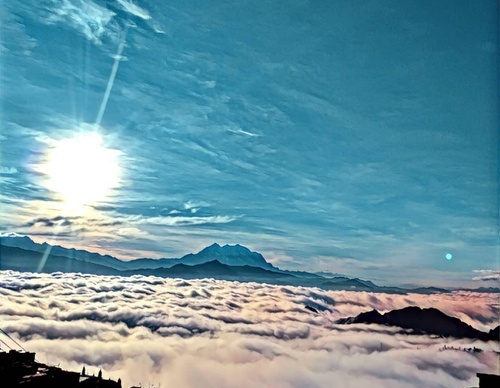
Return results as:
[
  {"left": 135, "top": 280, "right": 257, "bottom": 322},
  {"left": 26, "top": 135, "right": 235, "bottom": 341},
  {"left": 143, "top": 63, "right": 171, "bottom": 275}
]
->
[
  {"left": 0, "top": 245, "right": 120, "bottom": 277},
  {"left": 125, "top": 259, "right": 294, "bottom": 282},
  {"left": 0, "top": 235, "right": 473, "bottom": 294},
  {"left": 181, "top": 243, "right": 275, "bottom": 268},
  {"left": 0, "top": 236, "right": 274, "bottom": 271},
  {"left": 336, "top": 306, "right": 499, "bottom": 341}
]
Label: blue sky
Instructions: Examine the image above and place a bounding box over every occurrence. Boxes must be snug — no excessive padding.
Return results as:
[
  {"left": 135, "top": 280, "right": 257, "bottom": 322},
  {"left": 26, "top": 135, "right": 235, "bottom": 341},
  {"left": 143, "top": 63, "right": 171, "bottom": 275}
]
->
[{"left": 0, "top": 0, "right": 498, "bottom": 286}]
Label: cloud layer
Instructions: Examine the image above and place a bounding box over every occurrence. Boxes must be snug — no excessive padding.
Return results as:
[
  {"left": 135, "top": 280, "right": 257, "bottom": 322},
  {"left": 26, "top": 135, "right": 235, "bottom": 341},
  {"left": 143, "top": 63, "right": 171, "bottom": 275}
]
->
[{"left": 0, "top": 271, "right": 498, "bottom": 387}]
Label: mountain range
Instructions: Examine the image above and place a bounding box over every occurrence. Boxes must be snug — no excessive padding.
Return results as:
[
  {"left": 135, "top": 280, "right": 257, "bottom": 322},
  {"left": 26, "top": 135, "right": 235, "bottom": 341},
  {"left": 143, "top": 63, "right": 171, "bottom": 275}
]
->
[{"left": 0, "top": 235, "right": 498, "bottom": 294}]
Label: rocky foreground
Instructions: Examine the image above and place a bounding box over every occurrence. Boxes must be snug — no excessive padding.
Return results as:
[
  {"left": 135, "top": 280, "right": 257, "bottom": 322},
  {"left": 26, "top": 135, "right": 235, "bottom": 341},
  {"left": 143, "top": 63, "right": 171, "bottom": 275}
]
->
[{"left": 0, "top": 349, "right": 123, "bottom": 387}]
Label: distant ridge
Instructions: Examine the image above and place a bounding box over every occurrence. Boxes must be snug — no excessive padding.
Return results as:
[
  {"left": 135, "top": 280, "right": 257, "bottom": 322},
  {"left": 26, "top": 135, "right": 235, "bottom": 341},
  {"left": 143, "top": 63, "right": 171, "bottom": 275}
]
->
[
  {"left": 0, "top": 235, "right": 130, "bottom": 270},
  {"left": 0, "top": 236, "right": 275, "bottom": 271},
  {"left": 124, "top": 259, "right": 295, "bottom": 281},
  {"left": 0, "top": 235, "right": 489, "bottom": 294}
]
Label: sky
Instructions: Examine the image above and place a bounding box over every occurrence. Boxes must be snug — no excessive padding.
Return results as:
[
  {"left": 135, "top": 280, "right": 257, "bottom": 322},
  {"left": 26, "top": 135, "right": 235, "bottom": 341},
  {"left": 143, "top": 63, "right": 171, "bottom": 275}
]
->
[{"left": 0, "top": 0, "right": 498, "bottom": 287}]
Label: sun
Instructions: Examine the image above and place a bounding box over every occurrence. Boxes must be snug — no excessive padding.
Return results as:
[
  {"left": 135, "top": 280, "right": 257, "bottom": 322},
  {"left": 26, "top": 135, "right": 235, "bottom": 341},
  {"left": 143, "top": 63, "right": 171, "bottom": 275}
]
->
[{"left": 40, "top": 132, "right": 121, "bottom": 211}]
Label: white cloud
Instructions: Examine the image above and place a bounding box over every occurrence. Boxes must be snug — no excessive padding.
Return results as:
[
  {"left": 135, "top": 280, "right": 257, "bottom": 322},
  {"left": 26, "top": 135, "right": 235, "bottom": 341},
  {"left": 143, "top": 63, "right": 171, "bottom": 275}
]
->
[
  {"left": 472, "top": 270, "right": 500, "bottom": 282},
  {"left": 0, "top": 232, "right": 26, "bottom": 238},
  {"left": 0, "top": 271, "right": 497, "bottom": 388},
  {"left": 44, "top": 0, "right": 117, "bottom": 44},
  {"left": 202, "top": 80, "right": 217, "bottom": 89},
  {"left": 183, "top": 200, "right": 212, "bottom": 213},
  {"left": 116, "top": 0, "right": 152, "bottom": 20},
  {"left": 0, "top": 167, "right": 18, "bottom": 174},
  {"left": 227, "top": 128, "right": 261, "bottom": 137},
  {"left": 133, "top": 215, "right": 240, "bottom": 226}
]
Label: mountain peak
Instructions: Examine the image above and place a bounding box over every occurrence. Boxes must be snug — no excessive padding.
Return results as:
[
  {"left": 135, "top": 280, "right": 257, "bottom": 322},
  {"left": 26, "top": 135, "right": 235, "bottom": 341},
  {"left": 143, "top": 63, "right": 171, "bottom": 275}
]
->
[
  {"left": 204, "top": 242, "right": 222, "bottom": 250},
  {"left": 199, "top": 243, "right": 252, "bottom": 255},
  {"left": 222, "top": 243, "right": 251, "bottom": 252},
  {"left": 186, "top": 243, "right": 274, "bottom": 270}
]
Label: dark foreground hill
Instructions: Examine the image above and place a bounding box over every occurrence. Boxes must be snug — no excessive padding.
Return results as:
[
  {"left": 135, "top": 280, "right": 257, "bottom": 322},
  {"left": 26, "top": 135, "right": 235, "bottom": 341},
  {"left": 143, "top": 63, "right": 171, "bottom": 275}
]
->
[
  {"left": 336, "top": 306, "right": 500, "bottom": 341},
  {"left": 0, "top": 349, "right": 122, "bottom": 387}
]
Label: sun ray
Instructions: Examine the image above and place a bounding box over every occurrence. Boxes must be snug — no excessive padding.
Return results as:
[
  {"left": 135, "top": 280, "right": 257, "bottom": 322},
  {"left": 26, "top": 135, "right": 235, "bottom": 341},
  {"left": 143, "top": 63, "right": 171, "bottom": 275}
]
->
[{"left": 95, "top": 28, "right": 128, "bottom": 127}]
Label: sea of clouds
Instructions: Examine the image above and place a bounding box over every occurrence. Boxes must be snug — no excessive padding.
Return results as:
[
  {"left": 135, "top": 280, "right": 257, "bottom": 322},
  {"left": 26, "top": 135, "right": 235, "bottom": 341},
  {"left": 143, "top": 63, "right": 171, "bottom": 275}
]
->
[{"left": 0, "top": 271, "right": 498, "bottom": 387}]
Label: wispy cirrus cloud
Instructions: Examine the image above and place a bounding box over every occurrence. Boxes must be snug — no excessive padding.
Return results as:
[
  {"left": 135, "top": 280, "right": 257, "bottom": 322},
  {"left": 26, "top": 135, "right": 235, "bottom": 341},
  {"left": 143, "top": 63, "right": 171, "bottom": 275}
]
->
[
  {"left": 132, "top": 214, "right": 241, "bottom": 227},
  {"left": 21, "top": 216, "right": 76, "bottom": 228},
  {"left": 0, "top": 167, "right": 18, "bottom": 175},
  {"left": 116, "top": 0, "right": 151, "bottom": 20},
  {"left": 226, "top": 128, "right": 261, "bottom": 137},
  {"left": 473, "top": 270, "right": 500, "bottom": 282},
  {"left": 182, "top": 200, "right": 212, "bottom": 214},
  {"left": 43, "top": 0, "right": 119, "bottom": 44}
]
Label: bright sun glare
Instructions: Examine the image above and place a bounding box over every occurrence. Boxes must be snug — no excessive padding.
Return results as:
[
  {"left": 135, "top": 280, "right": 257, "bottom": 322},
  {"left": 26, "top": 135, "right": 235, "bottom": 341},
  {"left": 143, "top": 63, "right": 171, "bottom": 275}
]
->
[{"left": 41, "top": 132, "right": 121, "bottom": 211}]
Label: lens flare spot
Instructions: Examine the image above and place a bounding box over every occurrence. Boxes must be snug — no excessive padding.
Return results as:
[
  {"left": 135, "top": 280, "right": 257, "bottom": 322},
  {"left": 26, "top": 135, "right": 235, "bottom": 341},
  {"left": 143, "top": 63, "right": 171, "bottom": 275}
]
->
[{"left": 445, "top": 253, "right": 453, "bottom": 260}]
